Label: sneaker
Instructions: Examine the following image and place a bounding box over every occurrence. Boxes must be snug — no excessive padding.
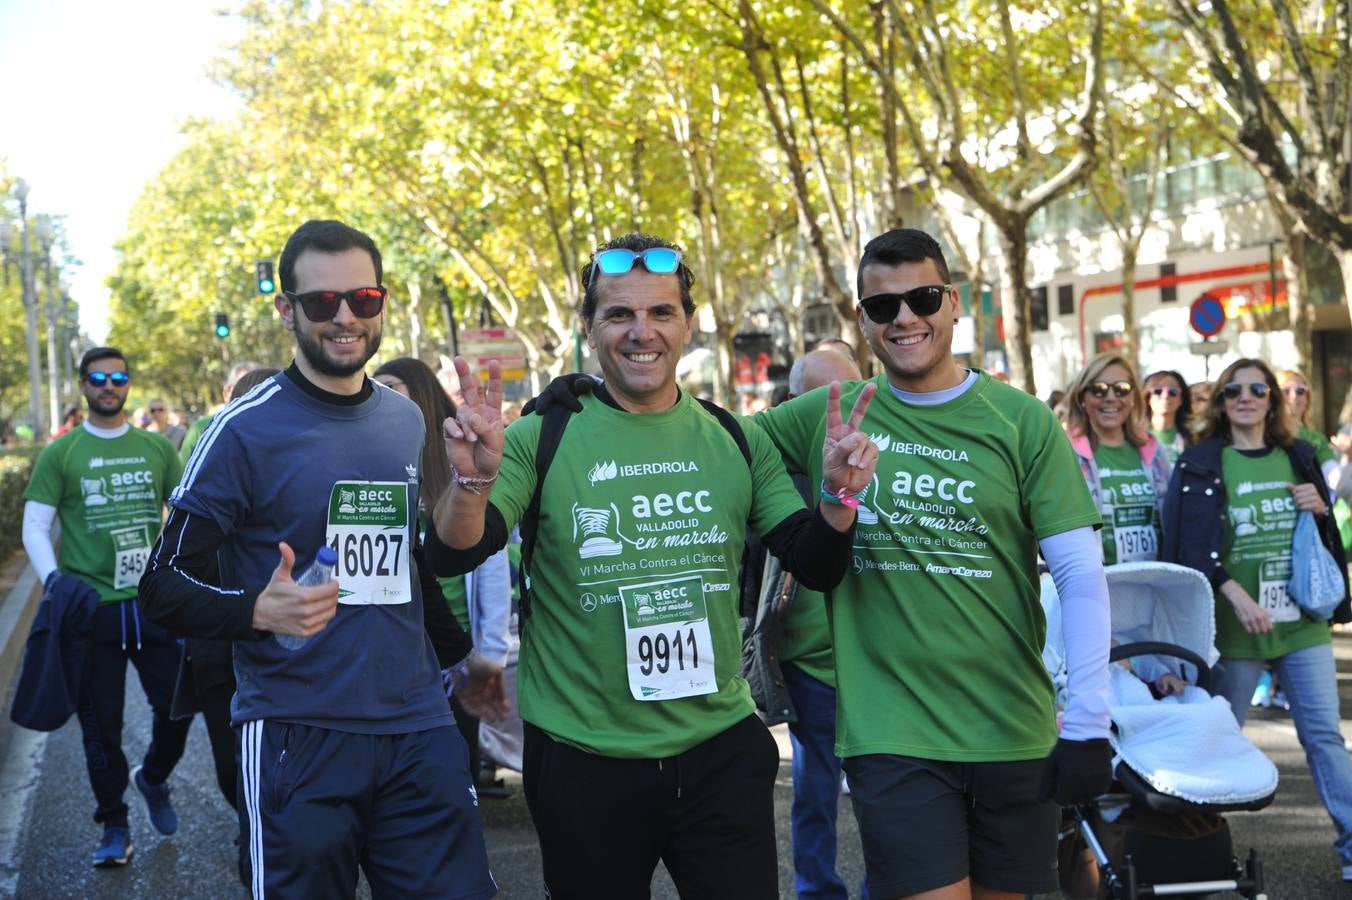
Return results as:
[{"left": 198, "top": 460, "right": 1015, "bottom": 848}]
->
[
  {"left": 93, "top": 825, "right": 133, "bottom": 868},
  {"left": 132, "top": 765, "right": 178, "bottom": 835}
]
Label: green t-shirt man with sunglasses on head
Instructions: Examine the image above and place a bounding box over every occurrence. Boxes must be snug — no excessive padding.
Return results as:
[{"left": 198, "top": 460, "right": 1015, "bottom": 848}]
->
[{"left": 429, "top": 232, "right": 879, "bottom": 900}]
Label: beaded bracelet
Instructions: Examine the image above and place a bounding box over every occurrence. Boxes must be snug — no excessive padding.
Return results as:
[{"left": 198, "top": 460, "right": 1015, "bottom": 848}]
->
[{"left": 452, "top": 468, "right": 499, "bottom": 494}]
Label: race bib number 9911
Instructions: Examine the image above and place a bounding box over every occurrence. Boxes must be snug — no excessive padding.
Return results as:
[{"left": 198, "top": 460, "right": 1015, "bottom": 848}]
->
[{"left": 619, "top": 574, "right": 717, "bottom": 702}]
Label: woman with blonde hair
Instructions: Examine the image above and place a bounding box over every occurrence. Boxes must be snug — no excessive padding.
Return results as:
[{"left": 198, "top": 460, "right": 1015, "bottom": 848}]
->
[
  {"left": 1064, "top": 353, "right": 1171, "bottom": 565},
  {"left": 1279, "top": 369, "right": 1337, "bottom": 482},
  {"left": 1163, "top": 357, "right": 1352, "bottom": 882}
]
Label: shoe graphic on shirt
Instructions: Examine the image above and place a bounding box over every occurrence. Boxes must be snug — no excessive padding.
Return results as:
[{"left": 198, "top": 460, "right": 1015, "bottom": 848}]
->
[
  {"left": 854, "top": 475, "right": 879, "bottom": 525},
  {"left": 573, "top": 502, "right": 624, "bottom": 559}
]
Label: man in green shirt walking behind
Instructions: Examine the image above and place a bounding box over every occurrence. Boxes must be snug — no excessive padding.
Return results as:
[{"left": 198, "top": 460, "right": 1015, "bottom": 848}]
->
[{"left": 21, "top": 347, "right": 187, "bottom": 868}]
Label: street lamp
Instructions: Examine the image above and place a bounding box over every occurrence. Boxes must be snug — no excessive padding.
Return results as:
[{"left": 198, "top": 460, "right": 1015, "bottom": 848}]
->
[
  {"left": 35, "top": 215, "right": 66, "bottom": 434},
  {"left": 0, "top": 179, "right": 47, "bottom": 438}
]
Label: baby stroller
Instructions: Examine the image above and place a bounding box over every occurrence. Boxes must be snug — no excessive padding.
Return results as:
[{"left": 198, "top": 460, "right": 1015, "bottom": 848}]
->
[{"left": 1042, "top": 561, "right": 1277, "bottom": 899}]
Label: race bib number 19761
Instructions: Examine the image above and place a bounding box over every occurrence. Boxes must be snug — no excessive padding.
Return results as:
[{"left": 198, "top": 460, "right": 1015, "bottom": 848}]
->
[
  {"left": 619, "top": 574, "right": 717, "bottom": 702},
  {"left": 325, "top": 481, "right": 411, "bottom": 605}
]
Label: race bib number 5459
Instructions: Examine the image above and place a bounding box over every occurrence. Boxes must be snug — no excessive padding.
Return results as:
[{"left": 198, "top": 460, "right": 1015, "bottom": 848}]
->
[
  {"left": 325, "top": 481, "right": 411, "bottom": 605},
  {"left": 619, "top": 574, "right": 717, "bottom": 702}
]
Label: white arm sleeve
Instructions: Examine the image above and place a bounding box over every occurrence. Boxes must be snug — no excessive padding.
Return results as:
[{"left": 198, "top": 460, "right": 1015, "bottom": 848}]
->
[
  {"left": 1323, "top": 459, "right": 1339, "bottom": 501},
  {"left": 22, "top": 501, "right": 59, "bottom": 585},
  {"left": 469, "top": 547, "right": 512, "bottom": 666},
  {"left": 1039, "top": 526, "right": 1112, "bottom": 741}
]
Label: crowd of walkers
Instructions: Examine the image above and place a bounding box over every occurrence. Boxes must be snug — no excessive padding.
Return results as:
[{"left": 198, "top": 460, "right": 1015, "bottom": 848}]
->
[{"left": 10, "top": 216, "right": 1352, "bottom": 899}]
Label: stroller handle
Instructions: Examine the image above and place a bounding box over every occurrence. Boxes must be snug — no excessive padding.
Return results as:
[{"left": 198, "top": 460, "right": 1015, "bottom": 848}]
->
[{"left": 1108, "top": 640, "right": 1212, "bottom": 693}]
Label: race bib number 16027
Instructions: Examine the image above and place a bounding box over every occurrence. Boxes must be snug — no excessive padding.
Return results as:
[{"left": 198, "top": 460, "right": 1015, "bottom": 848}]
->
[
  {"left": 325, "top": 481, "right": 411, "bottom": 605},
  {"left": 619, "top": 574, "right": 717, "bottom": 702}
]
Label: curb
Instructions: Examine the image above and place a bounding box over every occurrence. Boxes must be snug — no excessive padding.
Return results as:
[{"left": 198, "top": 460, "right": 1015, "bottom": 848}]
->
[{"left": 0, "top": 557, "right": 41, "bottom": 765}]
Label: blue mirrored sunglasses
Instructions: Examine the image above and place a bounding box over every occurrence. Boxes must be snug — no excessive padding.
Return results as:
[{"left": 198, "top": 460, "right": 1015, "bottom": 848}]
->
[
  {"left": 86, "top": 371, "right": 130, "bottom": 388},
  {"left": 592, "top": 247, "right": 682, "bottom": 278}
]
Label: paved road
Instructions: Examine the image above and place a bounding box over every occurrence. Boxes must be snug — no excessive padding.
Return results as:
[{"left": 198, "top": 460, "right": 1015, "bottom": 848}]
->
[{"left": 5, "top": 638, "right": 1352, "bottom": 898}]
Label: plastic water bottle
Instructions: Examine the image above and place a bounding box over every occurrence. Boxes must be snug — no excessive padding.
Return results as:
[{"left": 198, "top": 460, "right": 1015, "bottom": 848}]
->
[{"left": 276, "top": 546, "right": 339, "bottom": 650}]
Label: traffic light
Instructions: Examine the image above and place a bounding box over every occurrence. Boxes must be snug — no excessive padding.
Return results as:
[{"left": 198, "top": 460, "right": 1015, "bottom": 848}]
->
[
  {"left": 255, "top": 259, "right": 276, "bottom": 294},
  {"left": 215, "top": 312, "right": 231, "bottom": 338}
]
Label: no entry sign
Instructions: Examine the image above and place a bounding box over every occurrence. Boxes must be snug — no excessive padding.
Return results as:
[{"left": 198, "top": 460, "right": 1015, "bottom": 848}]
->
[{"left": 1189, "top": 294, "right": 1226, "bottom": 338}]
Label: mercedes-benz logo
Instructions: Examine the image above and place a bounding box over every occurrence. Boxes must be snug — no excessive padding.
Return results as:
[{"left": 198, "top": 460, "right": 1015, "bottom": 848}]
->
[
  {"left": 852, "top": 556, "right": 864, "bottom": 575},
  {"left": 580, "top": 592, "right": 598, "bottom": 612}
]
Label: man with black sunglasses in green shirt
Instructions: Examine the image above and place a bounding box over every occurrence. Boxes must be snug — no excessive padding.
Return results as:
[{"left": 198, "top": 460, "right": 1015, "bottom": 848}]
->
[{"left": 752, "top": 228, "right": 1114, "bottom": 900}]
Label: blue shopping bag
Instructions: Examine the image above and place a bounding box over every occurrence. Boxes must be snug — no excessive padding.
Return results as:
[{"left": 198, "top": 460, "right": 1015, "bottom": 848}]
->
[{"left": 1287, "top": 511, "right": 1346, "bottom": 621}]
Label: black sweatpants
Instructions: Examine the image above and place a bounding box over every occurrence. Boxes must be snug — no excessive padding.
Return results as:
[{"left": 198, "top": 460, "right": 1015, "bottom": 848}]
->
[
  {"left": 77, "top": 599, "right": 192, "bottom": 827},
  {"left": 522, "top": 714, "right": 781, "bottom": 900}
]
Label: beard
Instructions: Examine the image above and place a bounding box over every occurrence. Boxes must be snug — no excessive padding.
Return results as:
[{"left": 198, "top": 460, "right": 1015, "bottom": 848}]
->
[
  {"left": 293, "top": 317, "right": 382, "bottom": 378},
  {"left": 86, "top": 392, "right": 127, "bottom": 416}
]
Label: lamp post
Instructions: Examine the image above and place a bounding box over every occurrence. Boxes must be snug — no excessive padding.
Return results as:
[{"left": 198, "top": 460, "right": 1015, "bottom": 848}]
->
[
  {"left": 35, "top": 216, "right": 64, "bottom": 434},
  {"left": 2, "top": 179, "right": 47, "bottom": 437}
]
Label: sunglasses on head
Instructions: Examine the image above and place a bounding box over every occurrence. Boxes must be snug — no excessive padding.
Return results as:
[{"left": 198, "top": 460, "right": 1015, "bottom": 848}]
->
[
  {"left": 1148, "top": 386, "right": 1180, "bottom": 397},
  {"left": 1222, "top": 381, "right": 1270, "bottom": 400},
  {"left": 588, "top": 248, "right": 683, "bottom": 281},
  {"left": 1283, "top": 384, "right": 1309, "bottom": 396},
  {"left": 858, "top": 285, "right": 950, "bottom": 324},
  {"left": 284, "top": 286, "right": 387, "bottom": 322},
  {"left": 85, "top": 371, "right": 130, "bottom": 388},
  {"left": 1087, "top": 380, "right": 1134, "bottom": 399}
]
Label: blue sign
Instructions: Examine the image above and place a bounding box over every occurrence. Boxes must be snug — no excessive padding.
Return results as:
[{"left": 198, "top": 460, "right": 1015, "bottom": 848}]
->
[{"left": 1189, "top": 294, "right": 1226, "bottom": 337}]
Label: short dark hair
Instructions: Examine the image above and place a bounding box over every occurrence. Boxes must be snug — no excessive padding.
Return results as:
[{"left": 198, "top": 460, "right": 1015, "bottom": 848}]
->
[
  {"left": 579, "top": 233, "right": 695, "bottom": 324},
  {"left": 79, "top": 346, "right": 128, "bottom": 379},
  {"left": 857, "top": 228, "right": 951, "bottom": 298},
  {"left": 278, "top": 220, "right": 383, "bottom": 293}
]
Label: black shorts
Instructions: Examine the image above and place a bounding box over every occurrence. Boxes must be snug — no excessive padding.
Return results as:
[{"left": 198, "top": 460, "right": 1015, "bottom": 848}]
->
[
  {"left": 522, "top": 715, "right": 780, "bottom": 900},
  {"left": 843, "top": 754, "right": 1059, "bottom": 897}
]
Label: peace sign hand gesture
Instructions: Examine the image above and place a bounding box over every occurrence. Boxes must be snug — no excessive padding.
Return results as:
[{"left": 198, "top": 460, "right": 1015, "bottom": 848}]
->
[
  {"left": 821, "top": 381, "right": 878, "bottom": 498},
  {"left": 442, "top": 357, "right": 505, "bottom": 481}
]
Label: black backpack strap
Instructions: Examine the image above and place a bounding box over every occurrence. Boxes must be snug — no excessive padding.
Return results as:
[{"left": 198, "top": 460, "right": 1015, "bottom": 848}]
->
[
  {"left": 695, "top": 397, "right": 752, "bottom": 467},
  {"left": 517, "top": 402, "right": 573, "bottom": 632}
]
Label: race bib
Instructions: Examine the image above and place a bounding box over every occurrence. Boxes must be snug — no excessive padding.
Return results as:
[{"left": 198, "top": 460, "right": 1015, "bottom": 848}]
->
[
  {"left": 1258, "top": 556, "right": 1300, "bottom": 623},
  {"left": 111, "top": 526, "right": 151, "bottom": 591},
  {"left": 619, "top": 574, "right": 717, "bottom": 702},
  {"left": 325, "top": 481, "right": 411, "bottom": 605},
  {"left": 1112, "top": 505, "right": 1158, "bottom": 563}
]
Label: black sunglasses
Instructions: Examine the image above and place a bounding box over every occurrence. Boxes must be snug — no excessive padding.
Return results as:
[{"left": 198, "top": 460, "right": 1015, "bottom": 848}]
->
[
  {"left": 1148, "top": 386, "right": 1180, "bottom": 397},
  {"left": 1222, "top": 382, "right": 1270, "bottom": 400},
  {"left": 1283, "top": 385, "right": 1309, "bottom": 396},
  {"left": 1087, "top": 380, "right": 1133, "bottom": 399},
  {"left": 284, "top": 286, "right": 388, "bottom": 322},
  {"left": 86, "top": 371, "right": 131, "bottom": 388},
  {"left": 858, "top": 285, "right": 950, "bottom": 324}
]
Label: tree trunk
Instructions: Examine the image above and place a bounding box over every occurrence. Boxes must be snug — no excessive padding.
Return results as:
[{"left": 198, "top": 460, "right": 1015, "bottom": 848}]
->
[
  {"left": 407, "top": 281, "right": 423, "bottom": 360},
  {"left": 971, "top": 230, "right": 987, "bottom": 365},
  {"left": 1337, "top": 246, "right": 1352, "bottom": 350},
  {"left": 996, "top": 226, "right": 1036, "bottom": 394},
  {"left": 1283, "top": 231, "right": 1312, "bottom": 378},
  {"left": 715, "top": 319, "right": 737, "bottom": 407},
  {"left": 1121, "top": 247, "right": 1138, "bottom": 366}
]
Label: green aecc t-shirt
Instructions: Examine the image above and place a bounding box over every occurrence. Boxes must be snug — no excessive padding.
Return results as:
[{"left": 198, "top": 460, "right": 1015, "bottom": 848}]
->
[
  {"left": 755, "top": 372, "right": 1102, "bottom": 762},
  {"left": 1094, "top": 442, "right": 1161, "bottom": 565},
  {"left": 25, "top": 426, "right": 182, "bottom": 602},
  {"left": 1217, "top": 447, "right": 1329, "bottom": 660},
  {"left": 488, "top": 391, "right": 806, "bottom": 758},
  {"left": 779, "top": 586, "right": 835, "bottom": 687}
]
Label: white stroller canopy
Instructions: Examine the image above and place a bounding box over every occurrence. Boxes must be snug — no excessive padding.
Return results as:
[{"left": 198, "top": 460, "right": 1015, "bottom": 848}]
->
[{"left": 1042, "top": 561, "right": 1221, "bottom": 687}]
